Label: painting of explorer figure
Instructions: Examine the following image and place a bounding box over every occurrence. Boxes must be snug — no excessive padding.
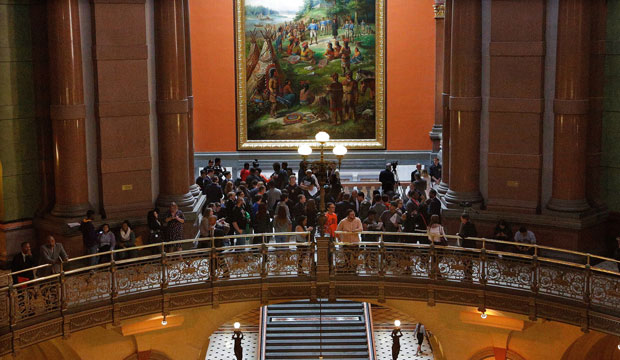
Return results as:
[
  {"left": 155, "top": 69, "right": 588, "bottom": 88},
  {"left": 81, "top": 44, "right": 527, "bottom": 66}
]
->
[{"left": 241, "top": 0, "right": 381, "bottom": 142}]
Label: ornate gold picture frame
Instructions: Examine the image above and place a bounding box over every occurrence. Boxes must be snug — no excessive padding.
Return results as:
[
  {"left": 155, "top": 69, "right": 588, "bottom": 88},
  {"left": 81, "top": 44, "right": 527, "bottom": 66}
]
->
[{"left": 235, "top": 0, "right": 386, "bottom": 150}]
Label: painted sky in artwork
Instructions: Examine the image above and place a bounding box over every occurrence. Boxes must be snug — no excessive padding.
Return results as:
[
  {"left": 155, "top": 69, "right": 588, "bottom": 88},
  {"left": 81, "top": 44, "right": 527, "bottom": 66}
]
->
[{"left": 246, "top": 0, "right": 304, "bottom": 13}]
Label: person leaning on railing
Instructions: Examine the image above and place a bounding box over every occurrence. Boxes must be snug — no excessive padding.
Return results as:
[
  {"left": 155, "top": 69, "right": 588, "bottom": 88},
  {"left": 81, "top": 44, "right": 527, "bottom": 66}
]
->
[
  {"left": 427, "top": 215, "right": 447, "bottom": 246},
  {"left": 38, "top": 235, "right": 68, "bottom": 276},
  {"left": 11, "top": 241, "right": 34, "bottom": 284},
  {"left": 336, "top": 209, "right": 363, "bottom": 243}
]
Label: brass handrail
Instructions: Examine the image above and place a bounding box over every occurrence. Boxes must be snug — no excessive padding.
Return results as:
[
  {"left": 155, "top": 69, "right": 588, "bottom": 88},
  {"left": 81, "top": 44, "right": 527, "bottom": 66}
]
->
[{"left": 0, "top": 230, "right": 619, "bottom": 354}]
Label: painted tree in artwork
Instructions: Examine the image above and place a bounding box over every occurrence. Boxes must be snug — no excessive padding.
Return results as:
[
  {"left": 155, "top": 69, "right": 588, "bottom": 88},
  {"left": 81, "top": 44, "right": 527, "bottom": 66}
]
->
[{"left": 348, "top": 0, "right": 363, "bottom": 24}]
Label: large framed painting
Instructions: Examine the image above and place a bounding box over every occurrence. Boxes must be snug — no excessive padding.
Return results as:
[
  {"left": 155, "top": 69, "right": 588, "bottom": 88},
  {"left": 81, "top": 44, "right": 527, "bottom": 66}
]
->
[{"left": 235, "top": 0, "right": 386, "bottom": 150}]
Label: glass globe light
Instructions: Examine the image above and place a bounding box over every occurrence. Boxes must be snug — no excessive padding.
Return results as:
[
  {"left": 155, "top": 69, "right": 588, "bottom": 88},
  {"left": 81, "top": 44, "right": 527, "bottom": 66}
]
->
[
  {"left": 333, "top": 145, "right": 348, "bottom": 156},
  {"left": 315, "top": 131, "right": 330, "bottom": 143},
  {"left": 394, "top": 320, "right": 401, "bottom": 327},
  {"left": 234, "top": 322, "right": 241, "bottom": 329},
  {"left": 298, "top": 144, "right": 313, "bottom": 156}
]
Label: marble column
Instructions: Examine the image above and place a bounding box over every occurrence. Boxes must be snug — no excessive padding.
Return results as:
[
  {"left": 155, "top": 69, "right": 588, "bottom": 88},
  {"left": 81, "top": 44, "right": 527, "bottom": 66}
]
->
[
  {"left": 183, "top": 0, "right": 200, "bottom": 197},
  {"left": 48, "top": 0, "right": 91, "bottom": 218},
  {"left": 586, "top": 0, "right": 606, "bottom": 208},
  {"left": 547, "top": 0, "right": 591, "bottom": 212},
  {"left": 155, "top": 0, "right": 194, "bottom": 208},
  {"left": 437, "top": 0, "right": 451, "bottom": 196},
  {"left": 445, "top": 0, "right": 483, "bottom": 206},
  {"left": 429, "top": 1, "right": 445, "bottom": 153}
]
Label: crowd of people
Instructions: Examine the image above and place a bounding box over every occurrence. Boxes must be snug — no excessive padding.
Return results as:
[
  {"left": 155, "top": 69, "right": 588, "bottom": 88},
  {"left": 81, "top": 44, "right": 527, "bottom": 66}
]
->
[{"left": 8, "top": 157, "right": 539, "bottom": 284}]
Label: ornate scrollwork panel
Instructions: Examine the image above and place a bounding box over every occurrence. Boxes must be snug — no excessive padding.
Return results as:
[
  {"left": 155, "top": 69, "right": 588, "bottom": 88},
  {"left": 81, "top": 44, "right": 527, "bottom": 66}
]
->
[
  {"left": 215, "top": 249, "right": 262, "bottom": 280},
  {"left": 116, "top": 259, "right": 162, "bottom": 296},
  {"left": 166, "top": 251, "right": 211, "bottom": 287},
  {"left": 435, "top": 249, "right": 481, "bottom": 283},
  {"left": 538, "top": 263, "right": 584, "bottom": 300},
  {"left": 383, "top": 247, "right": 430, "bottom": 278},
  {"left": 333, "top": 245, "right": 380, "bottom": 276},
  {"left": 13, "top": 278, "right": 61, "bottom": 321},
  {"left": 486, "top": 255, "right": 532, "bottom": 290},
  {"left": 590, "top": 271, "right": 620, "bottom": 310},
  {"left": 65, "top": 270, "right": 111, "bottom": 306},
  {"left": 267, "top": 246, "right": 314, "bottom": 277}
]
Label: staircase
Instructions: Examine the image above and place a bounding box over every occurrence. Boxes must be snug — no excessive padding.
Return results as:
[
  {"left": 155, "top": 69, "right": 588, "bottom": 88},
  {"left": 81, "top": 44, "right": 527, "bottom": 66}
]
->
[{"left": 262, "top": 299, "right": 372, "bottom": 359}]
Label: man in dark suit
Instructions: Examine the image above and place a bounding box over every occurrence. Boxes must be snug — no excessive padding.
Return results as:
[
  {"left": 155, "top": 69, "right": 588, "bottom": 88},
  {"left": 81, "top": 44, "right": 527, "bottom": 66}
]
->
[
  {"left": 357, "top": 191, "right": 371, "bottom": 221},
  {"left": 11, "top": 242, "right": 35, "bottom": 284},
  {"left": 427, "top": 189, "right": 441, "bottom": 218},
  {"left": 336, "top": 193, "right": 353, "bottom": 221}
]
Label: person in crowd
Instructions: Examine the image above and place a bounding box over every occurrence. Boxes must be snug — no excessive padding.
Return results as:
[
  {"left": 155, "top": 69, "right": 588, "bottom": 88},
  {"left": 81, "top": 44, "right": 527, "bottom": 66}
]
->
[
  {"left": 324, "top": 202, "right": 339, "bottom": 237},
  {"left": 223, "top": 180, "right": 235, "bottom": 199},
  {"left": 413, "top": 173, "right": 427, "bottom": 195},
  {"left": 118, "top": 220, "right": 137, "bottom": 259},
  {"left": 222, "top": 170, "right": 233, "bottom": 189},
  {"left": 297, "top": 161, "right": 308, "bottom": 185},
  {"left": 203, "top": 159, "right": 214, "bottom": 173},
  {"left": 429, "top": 157, "right": 442, "bottom": 185},
  {"left": 306, "top": 199, "right": 318, "bottom": 238},
  {"left": 493, "top": 220, "right": 513, "bottom": 253},
  {"left": 231, "top": 196, "right": 251, "bottom": 245},
  {"left": 421, "top": 169, "right": 432, "bottom": 197},
  {"left": 282, "top": 162, "right": 293, "bottom": 178},
  {"left": 252, "top": 202, "right": 272, "bottom": 239},
  {"left": 357, "top": 191, "right": 371, "bottom": 221},
  {"left": 300, "top": 42, "right": 315, "bottom": 64},
  {"left": 379, "top": 163, "right": 395, "bottom": 195},
  {"left": 199, "top": 207, "right": 214, "bottom": 246},
  {"left": 39, "top": 236, "right": 68, "bottom": 276},
  {"left": 80, "top": 210, "right": 99, "bottom": 266},
  {"left": 273, "top": 205, "right": 292, "bottom": 243},
  {"left": 427, "top": 189, "right": 441, "bottom": 219},
  {"left": 381, "top": 201, "right": 402, "bottom": 242},
  {"left": 266, "top": 181, "right": 282, "bottom": 211},
  {"left": 362, "top": 209, "right": 382, "bottom": 241},
  {"left": 458, "top": 213, "right": 477, "bottom": 281},
  {"left": 301, "top": 169, "right": 319, "bottom": 198},
  {"left": 285, "top": 175, "right": 302, "bottom": 205},
  {"left": 11, "top": 241, "right": 34, "bottom": 284},
  {"left": 410, "top": 163, "right": 422, "bottom": 184},
  {"left": 292, "top": 194, "right": 307, "bottom": 223},
  {"left": 196, "top": 169, "right": 208, "bottom": 193},
  {"left": 458, "top": 213, "right": 477, "bottom": 248},
  {"left": 275, "top": 193, "right": 292, "bottom": 221},
  {"left": 97, "top": 223, "right": 116, "bottom": 263},
  {"left": 370, "top": 193, "right": 386, "bottom": 216},
  {"left": 336, "top": 209, "right": 363, "bottom": 243},
  {"left": 147, "top": 208, "right": 162, "bottom": 253},
  {"left": 206, "top": 176, "right": 223, "bottom": 204},
  {"left": 427, "top": 215, "right": 447, "bottom": 245},
  {"left": 164, "top": 202, "right": 185, "bottom": 252},
  {"left": 414, "top": 323, "right": 426, "bottom": 356},
  {"left": 294, "top": 215, "right": 313, "bottom": 274},
  {"left": 240, "top": 162, "right": 251, "bottom": 182},
  {"left": 245, "top": 167, "right": 260, "bottom": 186},
  {"left": 299, "top": 82, "right": 315, "bottom": 106},
  {"left": 213, "top": 157, "right": 224, "bottom": 179},
  {"left": 514, "top": 226, "right": 536, "bottom": 254},
  {"left": 336, "top": 193, "right": 353, "bottom": 221}
]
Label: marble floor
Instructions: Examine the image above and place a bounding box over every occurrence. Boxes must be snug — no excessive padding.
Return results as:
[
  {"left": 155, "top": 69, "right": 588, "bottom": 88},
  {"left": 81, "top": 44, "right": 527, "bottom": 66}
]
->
[
  {"left": 374, "top": 330, "right": 434, "bottom": 360},
  {"left": 205, "top": 331, "right": 258, "bottom": 360}
]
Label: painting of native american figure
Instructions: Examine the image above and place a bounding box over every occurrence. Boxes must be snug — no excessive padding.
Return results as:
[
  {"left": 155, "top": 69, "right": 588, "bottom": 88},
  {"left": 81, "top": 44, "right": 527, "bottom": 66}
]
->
[{"left": 235, "top": 0, "right": 385, "bottom": 150}]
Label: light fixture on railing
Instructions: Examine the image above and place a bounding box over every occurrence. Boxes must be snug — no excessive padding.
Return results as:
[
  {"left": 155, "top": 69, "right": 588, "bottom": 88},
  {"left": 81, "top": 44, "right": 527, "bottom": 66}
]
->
[
  {"left": 161, "top": 315, "right": 167, "bottom": 326},
  {"left": 297, "top": 131, "right": 348, "bottom": 237},
  {"left": 480, "top": 310, "right": 487, "bottom": 319}
]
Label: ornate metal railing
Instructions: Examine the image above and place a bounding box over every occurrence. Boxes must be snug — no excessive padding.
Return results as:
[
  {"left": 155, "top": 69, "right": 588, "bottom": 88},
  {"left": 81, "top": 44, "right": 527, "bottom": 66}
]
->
[{"left": 0, "top": 231, "right": 619, "bottom": 355}]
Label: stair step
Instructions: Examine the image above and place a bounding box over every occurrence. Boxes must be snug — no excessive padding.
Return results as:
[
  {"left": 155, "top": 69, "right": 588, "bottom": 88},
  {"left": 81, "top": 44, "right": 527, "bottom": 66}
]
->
[
  {"left": 266, "top": 338, "right": 368, "bottom": 344},
  {"left": 266, "top": 332, "right": 367, "bottom": 339},
  {"left": 265, "top": 351, "right": 369, "bottom": 358}
]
